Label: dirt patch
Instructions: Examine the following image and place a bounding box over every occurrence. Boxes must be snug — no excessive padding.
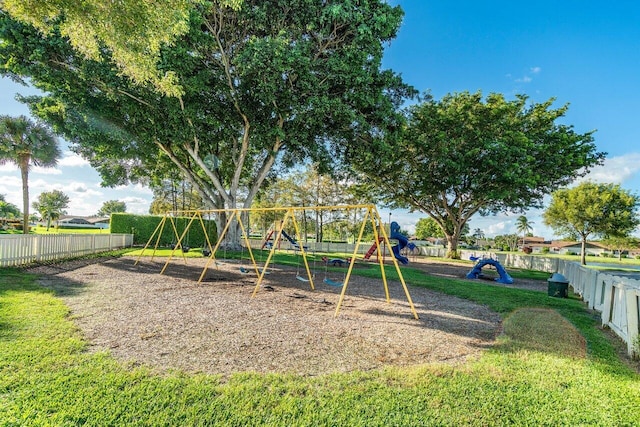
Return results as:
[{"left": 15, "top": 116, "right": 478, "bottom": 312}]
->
[
  {"left": 31, "top": 256, "right": 511, "bottom": 378},
  {"left": 502, "top": 308, "right": 587, "bottom": 358}
]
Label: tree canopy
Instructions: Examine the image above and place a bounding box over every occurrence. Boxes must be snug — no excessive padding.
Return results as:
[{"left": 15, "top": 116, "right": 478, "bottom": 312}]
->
[
  {"left": 353, "top": 91, "right": 605, "bottom": 258},
  {"left": 97, "top": 200, "right": 127, "bottom": 217},
  {"left": 252, "top": 164, "right": 373, "bottom": 243},
  {"left": 543, "top": 181, "right": 640, "bottom": 265},
  {"left": 601, "top": 236, "right": 639, "bottom": 261},
  {"left": 0, "top": 194, "right": 21, "bottom": 219},
  {"left": 149, "top": 179, "right": 204, "bottom": 215},
  {"left": 0, "top": 1, "right": 413, "bottom": 246},
  {"left": 0, "top": 115, "right": 60, "bottom": 233},
  {"left": 414, "top": 217, "right": 444, "bottom": 240},
  {"left": 1, "top": 0, "right": 241, "bottom": 96}
]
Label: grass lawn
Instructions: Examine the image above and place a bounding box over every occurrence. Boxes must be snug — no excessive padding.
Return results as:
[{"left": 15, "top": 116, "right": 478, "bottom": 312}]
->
[{"left": 1, "top": 252, "right": 639, "bottom": 425}]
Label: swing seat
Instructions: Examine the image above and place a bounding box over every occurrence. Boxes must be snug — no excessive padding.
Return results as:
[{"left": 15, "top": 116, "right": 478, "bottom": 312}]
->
[
  {"left": 323, "top": 277, "right": 344, "bottom": 287},
  {"left": 296, "top": 275, "right": 312, "bottom": 282},
  {"left": 239, "top": 266, "right": 250, "bottom": 274}
]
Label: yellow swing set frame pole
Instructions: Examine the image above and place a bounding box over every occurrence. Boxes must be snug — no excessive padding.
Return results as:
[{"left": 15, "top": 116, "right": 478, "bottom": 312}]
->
[{"left": 140, "top": 204, "right": 418, "bottom": 319}]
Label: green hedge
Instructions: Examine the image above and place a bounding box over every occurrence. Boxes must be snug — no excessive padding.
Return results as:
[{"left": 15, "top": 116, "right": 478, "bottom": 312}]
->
[{"left": 110, "top": 213, "right": 217, "bottom": 246}]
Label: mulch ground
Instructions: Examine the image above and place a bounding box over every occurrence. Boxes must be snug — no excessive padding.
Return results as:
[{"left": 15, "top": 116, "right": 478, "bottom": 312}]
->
[{"left": 30, "top": 255, "right": 547, "bottom": 378}]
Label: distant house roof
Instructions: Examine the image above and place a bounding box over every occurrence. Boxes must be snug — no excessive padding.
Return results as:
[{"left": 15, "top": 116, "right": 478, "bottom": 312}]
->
[
  {"left": 87, "top": 217, "right": 110, "bottom": 224},
  {"left": 58, "top": 215, "right": 110, "bottom": 224},
  {"left": 522, "top": 236, "right": 546, "bottom": 244},
  {"left": 550, "top": 241, "right": 609, "bottom": 250}
]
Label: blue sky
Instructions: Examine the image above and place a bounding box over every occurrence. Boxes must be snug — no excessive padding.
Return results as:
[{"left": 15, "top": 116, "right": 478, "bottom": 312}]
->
[
  {"left": 382, "top": 0, "right": 640, "bottom": 238},
  {"left": 1, "top": 1, "right": 639, "bottom": 238}
]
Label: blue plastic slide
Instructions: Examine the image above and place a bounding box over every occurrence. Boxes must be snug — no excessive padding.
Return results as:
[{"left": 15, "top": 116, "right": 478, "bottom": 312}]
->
[{"left": 390, "top": 221, "right": 416, "bottom": 265}]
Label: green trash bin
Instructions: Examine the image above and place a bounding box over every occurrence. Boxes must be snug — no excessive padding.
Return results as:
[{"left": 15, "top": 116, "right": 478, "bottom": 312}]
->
[{"left": 547, "top": 273, "right": 569, "bottom": 298}]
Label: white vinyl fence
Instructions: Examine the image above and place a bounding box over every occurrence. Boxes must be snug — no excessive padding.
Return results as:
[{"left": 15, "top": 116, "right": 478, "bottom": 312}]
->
[
  {"left": 420, "top": 247, "right": 640, "bottom": 357},
  {"left": 0, "top": 234, "right": 134, "bottom": 267}
]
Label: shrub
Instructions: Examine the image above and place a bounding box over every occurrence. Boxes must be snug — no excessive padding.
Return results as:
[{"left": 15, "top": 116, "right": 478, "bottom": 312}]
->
[{"left": 111, "top": 213, "right": 217, "bottom": 246}]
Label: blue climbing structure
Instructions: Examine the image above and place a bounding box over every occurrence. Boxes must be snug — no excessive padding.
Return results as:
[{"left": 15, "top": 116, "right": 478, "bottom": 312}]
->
[
  {"left": 466, "top": 257, "right": 514, "bottom": 284},
  {"left": 390, "top": 221, "right": 416, "bottom": 265}
]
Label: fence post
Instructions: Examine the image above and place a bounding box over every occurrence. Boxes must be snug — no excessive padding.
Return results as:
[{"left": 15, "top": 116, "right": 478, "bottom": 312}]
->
[
  {"left": 34, "top": 235, "right": 40, "bottom": 262},
  {"left": 625, "top": 289, "right": 639, "bottom": 357}
]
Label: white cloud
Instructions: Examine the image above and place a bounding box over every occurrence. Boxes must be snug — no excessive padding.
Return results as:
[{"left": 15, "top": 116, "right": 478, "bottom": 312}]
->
[
  {"left": 484, "top": 220, "right": 508, "bottom": 236},
  {"left": 0, "top": 175, "right": 23, "bottom": 206},
  {"left": 63, "top": 182, "right": 103, "bottom": 197},
  {"left": 576, "top": 153, "right": 640, "bottom": 185},
  {"left": 32, "top": 166, "right": 62, "bottom": 175},
  {"left": 58, "top": 151, "right": 90, "bottom": 167},
  {"left": 121, "top": 196, "right": 149, "bottom": 205},
  {"left": 511, "top": 65, "right": 541, "bottom": 84},
  {"left": 125, "top": 198, "right": 152, "bottom": 215}
]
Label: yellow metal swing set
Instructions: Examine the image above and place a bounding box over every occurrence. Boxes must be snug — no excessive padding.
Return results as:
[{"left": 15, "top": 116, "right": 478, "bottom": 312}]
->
[{"left": 136, "top": 204, "right": 418, "bottom": 319}]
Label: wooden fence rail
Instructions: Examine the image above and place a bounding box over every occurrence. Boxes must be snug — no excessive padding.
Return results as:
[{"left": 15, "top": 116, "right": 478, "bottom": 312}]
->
[{"left": 0, "top": 234, "right": 134, "bottom": 267}]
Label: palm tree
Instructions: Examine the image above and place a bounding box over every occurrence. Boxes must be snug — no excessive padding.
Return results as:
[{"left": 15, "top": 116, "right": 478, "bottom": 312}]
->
[
  {"left": 0, "top": 115, "right": 61, "bottom": 234},
  {"left": 515, "top": 215, "right": 534, "bottom": 249},
  {"left": 472, "top": 228, "right": 485, "bottom": 247}
]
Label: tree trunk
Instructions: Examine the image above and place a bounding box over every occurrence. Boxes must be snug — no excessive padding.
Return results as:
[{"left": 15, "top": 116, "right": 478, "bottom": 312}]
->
[
  {"left": 216, "top": 211, "right": 243, "bottom": 251},
  {"left": 20, "top": 165, "right": 29, "bottom": 234},
  {"left": 580, "top": 237, "right": 587, "bottom": 265},
  {"left": 445, "top": 233, "right": 460, "bottom": 259}
]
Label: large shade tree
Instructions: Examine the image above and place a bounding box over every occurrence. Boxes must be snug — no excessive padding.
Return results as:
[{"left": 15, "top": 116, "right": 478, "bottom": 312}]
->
[
  {"left": 353, "top": 91, "right": 605, "bottom": 258},
  {"left": 0, "top": 115, "right": 61, "bottom": 233},
  {"left": 0, "top": 1, "right": 413, "bottom": 247},
  {"left": 543, "top": 182, "right": 640, "bottom": 265}
]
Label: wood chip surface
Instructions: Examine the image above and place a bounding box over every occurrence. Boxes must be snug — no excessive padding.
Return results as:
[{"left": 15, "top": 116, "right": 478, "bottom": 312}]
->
[{"left": 32, "top": 256, "right": 510, "bottom": 378}]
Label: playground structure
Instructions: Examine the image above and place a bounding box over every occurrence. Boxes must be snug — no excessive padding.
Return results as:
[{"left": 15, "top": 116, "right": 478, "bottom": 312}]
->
[
  {"left": 390, "top": 221, "right": 417, "bottom": 264},
  {"left": 136, "top": 204, "right": 419, "bottom": 319},
  {"left": 466, "top": 255, "right": 514, "bottom": 284},
  {"left": 361, "top": 222, "right": 417, "bottom": 265},
  {"left": 261, "top": 221, "right": 302, "bottom": 250}
]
